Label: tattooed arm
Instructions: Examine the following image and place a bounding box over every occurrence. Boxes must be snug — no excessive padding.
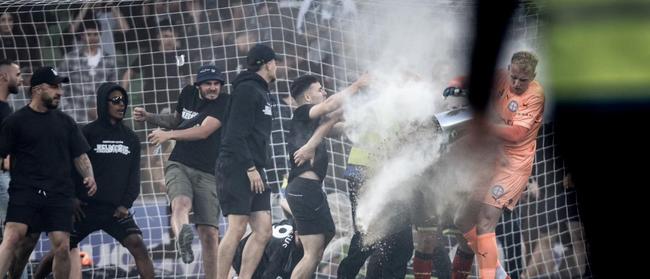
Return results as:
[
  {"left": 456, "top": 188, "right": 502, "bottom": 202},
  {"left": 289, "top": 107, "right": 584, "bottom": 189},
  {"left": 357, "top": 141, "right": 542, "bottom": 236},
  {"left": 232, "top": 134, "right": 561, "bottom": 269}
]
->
[
  {"left": 132, "top": 107, "right": 182, "bottom": 129},
  {"left": 74, "top": 153, "right": 97, "bottom": 196}
]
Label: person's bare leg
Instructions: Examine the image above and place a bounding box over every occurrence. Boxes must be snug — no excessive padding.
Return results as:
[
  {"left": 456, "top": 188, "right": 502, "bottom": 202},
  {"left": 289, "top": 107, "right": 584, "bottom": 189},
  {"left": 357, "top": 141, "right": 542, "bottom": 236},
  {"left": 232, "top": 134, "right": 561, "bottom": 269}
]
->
[
  {"left": 170, "top": 196, "right": 192, "bottom": 236},
  {"left": 0, "top": 223, "right": 29, "bottom": 276},
  {"left": 197, "top": 225, "right": 219, "bottom": 279},
  {"left": 238, "top": 211, "right": 271, "bottom": 279},
  {"left": 454, "top": 201, "right": 482, "bottom": 235},
  {"left": 69, "top": 248, "right": 81, "bottom": 279},
  {"left": 10, "top": 232, "right": 39, "bottom": 279},
  {"left": 122, "top": 234, "right": 155, "bottom": 279},
  {"left": 33, "top": 249, "right": 55, "bottom": 279},
  {"left": 291, "top": 234, "right": 326, "bottom": 279},
  {"left": 171, "top": 196, "right": 195, "bottom": 263},
  {"left": 48, "top": 231, "right": 71, "bottom": 279},
  {"left": 216, "top": 214, "right": 249, "bottom": 279}
]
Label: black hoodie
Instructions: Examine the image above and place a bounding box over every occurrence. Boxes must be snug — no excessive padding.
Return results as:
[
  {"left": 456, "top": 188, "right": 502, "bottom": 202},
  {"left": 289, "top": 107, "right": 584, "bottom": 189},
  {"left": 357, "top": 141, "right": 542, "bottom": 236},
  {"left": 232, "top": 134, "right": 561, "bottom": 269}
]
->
[
  {"left": 75, "top": 82, "right": 141, "bottom": 209},
  {"left": 220, "top": 71, "right": 273, "bottom": 169}
]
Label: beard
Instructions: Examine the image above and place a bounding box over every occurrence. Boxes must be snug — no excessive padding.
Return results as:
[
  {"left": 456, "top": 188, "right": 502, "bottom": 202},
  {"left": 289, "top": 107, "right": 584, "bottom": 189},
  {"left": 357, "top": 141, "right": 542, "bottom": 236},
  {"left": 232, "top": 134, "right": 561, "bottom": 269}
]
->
[
  {"left": 8, "top": 83, "right": 18, "bottom": 94},
  {"left": 43, "top": 96, "right": 59, "bottom": 109},
  {"left": 200, "top": 90, "right": 219, "bottom": 101}
]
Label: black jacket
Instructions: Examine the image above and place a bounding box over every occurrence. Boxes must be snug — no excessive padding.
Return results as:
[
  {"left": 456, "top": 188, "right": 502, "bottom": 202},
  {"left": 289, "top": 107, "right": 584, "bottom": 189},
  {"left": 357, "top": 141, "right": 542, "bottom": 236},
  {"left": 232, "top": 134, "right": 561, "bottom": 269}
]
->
[
  {"left": 75, "top": 82, "right": 141, "bottom": 208},
  {"left": 220, "top": 71, "right": 273, "bottom": 169}
]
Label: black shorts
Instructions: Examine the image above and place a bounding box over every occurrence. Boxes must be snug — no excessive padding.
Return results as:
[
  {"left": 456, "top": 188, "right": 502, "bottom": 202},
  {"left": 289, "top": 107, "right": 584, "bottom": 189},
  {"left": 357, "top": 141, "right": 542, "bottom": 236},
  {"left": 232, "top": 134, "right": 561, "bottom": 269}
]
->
[
  {"left": 215, "top": 157, "right": 271, "bottom": 216},
  {"left": 5, "top": 187, "right": 74, "bottom": 233},
  {"left": 70, "top": 203, "right": 142, "bottom": 248},
  {"left": 285, "top": 177, "right": 335, "bottom": 236}
]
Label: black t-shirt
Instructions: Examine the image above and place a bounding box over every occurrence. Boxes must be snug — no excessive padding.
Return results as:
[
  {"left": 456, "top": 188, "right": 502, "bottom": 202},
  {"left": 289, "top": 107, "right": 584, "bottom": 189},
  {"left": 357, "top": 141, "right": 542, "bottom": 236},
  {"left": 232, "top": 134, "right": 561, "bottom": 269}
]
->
[
  {"left": 287, "top": 104, "right": 328, "bottom": 182},
  {"left": 169, "top": 85, "right": 229, "bottom": 174},
  {"left": 0, "top": 101, "right": 12, "bottom": 124},
  {"left": 0, "top": 106, "right": 90, "bottom": 196}
]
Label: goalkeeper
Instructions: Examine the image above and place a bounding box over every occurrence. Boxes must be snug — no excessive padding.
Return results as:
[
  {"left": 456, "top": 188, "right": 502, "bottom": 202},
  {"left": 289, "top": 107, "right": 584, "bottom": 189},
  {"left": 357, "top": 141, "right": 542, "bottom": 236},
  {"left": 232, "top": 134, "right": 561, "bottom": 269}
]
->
[{"left": 451, "top": 51, "right": 545, "bottom": 279}]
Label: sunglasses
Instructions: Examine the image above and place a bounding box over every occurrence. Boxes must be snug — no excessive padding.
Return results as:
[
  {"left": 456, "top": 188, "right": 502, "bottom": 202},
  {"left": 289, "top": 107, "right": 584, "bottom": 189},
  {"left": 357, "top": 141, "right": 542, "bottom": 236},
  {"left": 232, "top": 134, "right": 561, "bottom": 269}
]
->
[{"left": 107, "top": 96, "right": 126, "bottom": 105}]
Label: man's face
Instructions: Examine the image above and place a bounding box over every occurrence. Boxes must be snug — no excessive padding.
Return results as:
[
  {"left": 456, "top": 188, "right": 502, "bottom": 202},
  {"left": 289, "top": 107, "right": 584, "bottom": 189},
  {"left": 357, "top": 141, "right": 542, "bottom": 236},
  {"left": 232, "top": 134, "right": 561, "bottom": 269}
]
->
[
  {"left": 159, "top": 30, "right": 178, "bottom": 51},
  {"left": 39, "top": 84, "right": 63, "bottom": 109},
  {"left": 0, "top": 13, "right": 13, "bottom": 34},
  {"left": 305, "top": 82, "right": 326, "bottom": 104},
  {"left": 81, "top": 28, "right": 101, "bottom": 47},
  {"left": 508, "top": 63, "right": 535, "bottom": 95},
  {"left": 2, "top": 63, "right": 22, "bottom": 94},
  {"left": 198, "top": 80, "right": 221, "bottom": 101},
  {"left": 107, "top": 90, "right": 126, "bottom": 121}
]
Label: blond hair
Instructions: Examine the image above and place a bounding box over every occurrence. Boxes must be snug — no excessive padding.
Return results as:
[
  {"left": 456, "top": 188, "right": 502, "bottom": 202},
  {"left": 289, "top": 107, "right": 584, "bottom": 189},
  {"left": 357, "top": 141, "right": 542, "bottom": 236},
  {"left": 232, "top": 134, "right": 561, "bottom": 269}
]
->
[{"left": 511, "top": 51, "right": 538, "bottom": 75}]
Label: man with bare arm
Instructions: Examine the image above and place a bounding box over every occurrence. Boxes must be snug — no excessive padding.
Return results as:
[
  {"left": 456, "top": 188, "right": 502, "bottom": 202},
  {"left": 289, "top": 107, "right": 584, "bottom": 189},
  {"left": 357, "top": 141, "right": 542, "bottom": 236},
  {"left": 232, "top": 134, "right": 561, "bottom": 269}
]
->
[
  {"left": 286, "top": 74, "right": 368, "bottom": 278},
  {"left": 0, "top": 66, "right": 97, "bottom": 278}
]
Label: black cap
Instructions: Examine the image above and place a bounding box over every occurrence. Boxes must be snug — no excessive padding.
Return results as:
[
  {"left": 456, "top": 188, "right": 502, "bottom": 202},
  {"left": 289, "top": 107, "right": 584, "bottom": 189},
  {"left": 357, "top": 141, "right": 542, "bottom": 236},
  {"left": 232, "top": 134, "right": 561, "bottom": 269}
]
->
[
  {"left": 246, "top": 44, "right": 279, "bottom": 67},
  {"left": 195, "top": 65, "right": 226, "bottom": 85},
  {"left": 30, "top": 66, "right": 70, "bottom": 87}
]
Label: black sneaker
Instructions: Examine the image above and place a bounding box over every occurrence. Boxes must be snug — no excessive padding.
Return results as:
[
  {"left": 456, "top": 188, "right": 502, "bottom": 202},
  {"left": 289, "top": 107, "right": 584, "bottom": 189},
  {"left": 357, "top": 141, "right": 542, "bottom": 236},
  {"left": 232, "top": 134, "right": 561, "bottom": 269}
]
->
[{"left": 177, "top": 224, "right": 194, "bottom": 263}]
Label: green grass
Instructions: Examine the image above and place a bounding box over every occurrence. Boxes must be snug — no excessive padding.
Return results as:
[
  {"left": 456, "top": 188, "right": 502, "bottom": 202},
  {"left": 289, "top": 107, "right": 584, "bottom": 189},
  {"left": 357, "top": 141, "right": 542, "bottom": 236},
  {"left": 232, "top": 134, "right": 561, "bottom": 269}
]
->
[{"left": 546, "top": 18, "right": 650, "bottom": 100}]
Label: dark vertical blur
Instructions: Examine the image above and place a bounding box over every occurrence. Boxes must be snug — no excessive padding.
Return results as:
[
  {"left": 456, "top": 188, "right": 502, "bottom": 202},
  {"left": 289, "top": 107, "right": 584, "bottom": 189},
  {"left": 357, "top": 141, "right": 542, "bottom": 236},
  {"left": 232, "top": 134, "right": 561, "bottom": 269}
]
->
[{"left": 467, "top": 0, "right": 650, "bottom": 277}]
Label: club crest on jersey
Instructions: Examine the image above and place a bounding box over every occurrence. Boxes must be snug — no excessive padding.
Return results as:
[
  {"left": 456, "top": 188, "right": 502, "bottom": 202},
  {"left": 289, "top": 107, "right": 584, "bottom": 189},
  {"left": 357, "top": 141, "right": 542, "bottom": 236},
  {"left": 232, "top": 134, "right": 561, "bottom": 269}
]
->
[
  {"left": 508, "top": 100, "right": 518, "bottom": 112},
  {"left": 491, "top": 185, "right": 505, "bottom": 199}
]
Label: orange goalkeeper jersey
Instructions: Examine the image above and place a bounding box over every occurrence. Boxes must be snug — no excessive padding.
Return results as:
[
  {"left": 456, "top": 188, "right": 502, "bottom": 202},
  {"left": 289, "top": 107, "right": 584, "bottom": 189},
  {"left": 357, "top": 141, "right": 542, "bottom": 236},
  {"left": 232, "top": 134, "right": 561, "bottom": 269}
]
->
[{"left": 493, "top": 71, "right": 545, "bottom": 174}]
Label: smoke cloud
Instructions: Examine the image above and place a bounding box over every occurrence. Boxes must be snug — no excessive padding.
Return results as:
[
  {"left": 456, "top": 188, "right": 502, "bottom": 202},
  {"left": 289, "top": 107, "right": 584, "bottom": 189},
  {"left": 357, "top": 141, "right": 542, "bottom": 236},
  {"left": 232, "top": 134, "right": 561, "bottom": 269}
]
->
[{"left": 338, "top": 0, "right": 500, "bottom": 244}]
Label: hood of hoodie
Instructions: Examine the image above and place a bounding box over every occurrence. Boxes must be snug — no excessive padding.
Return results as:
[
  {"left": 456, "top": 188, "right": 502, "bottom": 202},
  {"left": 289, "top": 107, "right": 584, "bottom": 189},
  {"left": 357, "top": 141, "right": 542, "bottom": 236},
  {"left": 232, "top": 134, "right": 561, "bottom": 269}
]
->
[
  {"left": 232, "top": 70, "right": 269, "bottom": 91},
  {"left": 96, "top": 82, "right": 128, "bottom": 126}
]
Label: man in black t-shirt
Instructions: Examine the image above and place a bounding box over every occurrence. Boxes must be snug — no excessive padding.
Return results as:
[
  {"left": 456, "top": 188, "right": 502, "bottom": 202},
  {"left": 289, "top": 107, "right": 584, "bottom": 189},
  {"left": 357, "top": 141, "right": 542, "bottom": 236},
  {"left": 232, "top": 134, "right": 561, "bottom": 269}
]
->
[
  {"left": 0, "top": 66, "right": 96, "bottom": 279},
  {"left": 285, "top": 74, "right": 369, "bottom": 278},
  {"left": 133, "top": 65, "right": 228, "bottom": 277},
  {"left": 0, "top": 59, "right": 22, "bottom": 223}
]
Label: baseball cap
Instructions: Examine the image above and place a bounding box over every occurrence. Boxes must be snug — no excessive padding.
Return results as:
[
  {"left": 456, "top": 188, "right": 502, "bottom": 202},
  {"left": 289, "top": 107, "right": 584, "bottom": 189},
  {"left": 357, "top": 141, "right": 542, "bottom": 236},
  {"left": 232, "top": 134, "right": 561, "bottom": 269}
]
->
[
  {"left": 30, "top": 66, "right": 70, "bottom": 87},
  {"left": 246, "top": 44, "right": 280, "bottom": 67},
  {"left": 195, "top": 65, "right": 226, "bottom": 85}
]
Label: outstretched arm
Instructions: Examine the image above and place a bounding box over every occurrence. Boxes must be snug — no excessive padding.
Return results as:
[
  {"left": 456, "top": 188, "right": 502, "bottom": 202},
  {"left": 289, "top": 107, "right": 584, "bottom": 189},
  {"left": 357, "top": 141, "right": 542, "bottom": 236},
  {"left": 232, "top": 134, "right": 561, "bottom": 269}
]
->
[
  {"left": 307, "top": 73, "right": 370, "bottom": 119},
  {"left": 133, "top": 107, "right": 182, "bottom": 129}
]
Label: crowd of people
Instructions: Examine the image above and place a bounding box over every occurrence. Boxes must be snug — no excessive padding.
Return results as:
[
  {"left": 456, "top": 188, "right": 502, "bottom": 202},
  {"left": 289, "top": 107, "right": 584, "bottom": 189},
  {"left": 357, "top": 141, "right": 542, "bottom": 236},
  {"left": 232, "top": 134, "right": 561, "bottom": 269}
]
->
[{"left": 0, "top": 43, "right": 559, "bottom": 279}]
